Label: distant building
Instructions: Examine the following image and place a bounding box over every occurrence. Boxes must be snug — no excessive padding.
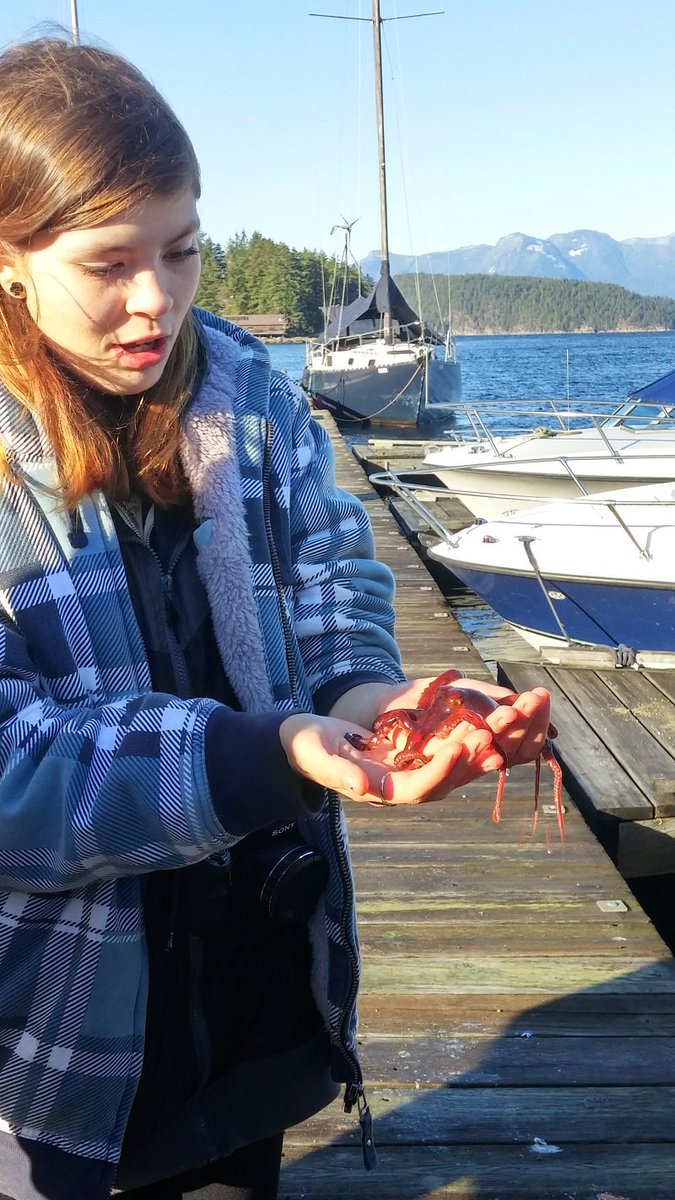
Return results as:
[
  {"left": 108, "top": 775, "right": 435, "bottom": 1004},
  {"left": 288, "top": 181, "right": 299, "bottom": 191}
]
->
[{"left": 224, "top": 313, "right": 289, "bottom": 338}]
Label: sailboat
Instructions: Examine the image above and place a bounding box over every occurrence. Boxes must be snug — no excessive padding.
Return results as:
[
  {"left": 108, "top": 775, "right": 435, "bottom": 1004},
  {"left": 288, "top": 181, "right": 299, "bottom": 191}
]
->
[{"left": 302, "top": 1, "right": 462, "bottom": 429}]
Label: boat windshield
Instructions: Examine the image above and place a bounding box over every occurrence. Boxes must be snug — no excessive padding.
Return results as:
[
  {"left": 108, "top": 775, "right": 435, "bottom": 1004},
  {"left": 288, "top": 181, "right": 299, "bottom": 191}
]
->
[{"left": 605, "top": 399, "right": 675, "bottom": 429}]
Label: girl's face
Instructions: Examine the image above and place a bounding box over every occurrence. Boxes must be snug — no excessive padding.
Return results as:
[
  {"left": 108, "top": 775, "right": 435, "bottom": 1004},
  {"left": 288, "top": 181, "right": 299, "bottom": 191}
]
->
[{"left": 1, "top": 189, "right": 202, "bottom": 394}]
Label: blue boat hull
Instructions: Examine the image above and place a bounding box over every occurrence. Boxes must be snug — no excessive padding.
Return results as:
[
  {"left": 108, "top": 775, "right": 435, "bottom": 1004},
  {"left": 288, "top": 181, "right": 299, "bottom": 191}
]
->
[{"left": 448, "top": 564, "right": 675, "bottom": 653}]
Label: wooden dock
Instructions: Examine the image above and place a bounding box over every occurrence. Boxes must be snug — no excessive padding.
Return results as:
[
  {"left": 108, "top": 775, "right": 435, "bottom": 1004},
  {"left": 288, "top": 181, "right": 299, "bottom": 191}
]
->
[
  {"left": 349, "top": 437, "right": 675, "bottom": 883},
  {"left": 280, "top": 414, "right": 675, "bottom": 1200}
]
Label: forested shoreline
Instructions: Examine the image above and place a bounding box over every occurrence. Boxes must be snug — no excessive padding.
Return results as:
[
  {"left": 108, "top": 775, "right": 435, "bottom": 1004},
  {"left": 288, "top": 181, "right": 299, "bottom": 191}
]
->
[
  {"left": 398, "top": 273, "right": 675, "bottom": 335},
  {"left": 195, "top": 233, "right": 675, "bottom": 337}
]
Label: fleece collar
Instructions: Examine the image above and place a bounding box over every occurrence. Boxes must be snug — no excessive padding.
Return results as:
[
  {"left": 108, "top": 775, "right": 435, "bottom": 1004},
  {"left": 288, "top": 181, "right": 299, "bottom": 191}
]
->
[
  {"left": 180, "top": 327, "right": 275, "bottom": 714},
  {"left": 0, "top": 324, "right": 277, "bottom": 716}
]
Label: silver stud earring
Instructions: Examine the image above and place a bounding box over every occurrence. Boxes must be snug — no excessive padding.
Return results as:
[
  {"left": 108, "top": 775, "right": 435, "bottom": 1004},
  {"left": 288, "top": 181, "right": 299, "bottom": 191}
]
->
[{"left": 9, "top": 282, "right": 26, "bottom": 299}]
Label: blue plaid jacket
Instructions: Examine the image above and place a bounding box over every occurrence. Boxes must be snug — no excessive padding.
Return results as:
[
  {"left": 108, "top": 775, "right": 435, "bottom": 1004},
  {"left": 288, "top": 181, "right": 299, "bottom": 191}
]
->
[{"left": 0, "top": 313, "right": 404, "bottom": 1167}]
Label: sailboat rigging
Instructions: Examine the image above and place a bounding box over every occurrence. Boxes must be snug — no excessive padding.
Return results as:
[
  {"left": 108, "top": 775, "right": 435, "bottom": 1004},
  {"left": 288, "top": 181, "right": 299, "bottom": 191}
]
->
[{"left": 302, "top": 1, "right": 461, "bottom": 428}]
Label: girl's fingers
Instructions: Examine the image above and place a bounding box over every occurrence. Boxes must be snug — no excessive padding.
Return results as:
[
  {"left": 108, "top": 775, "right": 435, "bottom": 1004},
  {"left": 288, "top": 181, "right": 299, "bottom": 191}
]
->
[
  {"left": 350, "top": 729, "right": 502, "bottom": 807},
  {"left": 334, "top": 682, "right": 555, "bottom": 806},
  {"left": 486, "top": 689, "right": 552, "bottom": 765}
]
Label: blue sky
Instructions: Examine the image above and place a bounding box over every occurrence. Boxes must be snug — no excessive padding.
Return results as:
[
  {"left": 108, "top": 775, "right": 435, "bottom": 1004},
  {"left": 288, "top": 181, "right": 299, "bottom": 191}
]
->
[{"left": 4, "top": 1, "right": 675, "bottom": 261}]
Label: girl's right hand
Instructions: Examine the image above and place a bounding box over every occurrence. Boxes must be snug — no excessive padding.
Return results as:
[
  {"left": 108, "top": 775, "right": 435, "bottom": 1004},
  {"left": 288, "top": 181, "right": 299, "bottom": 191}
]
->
[{"left": 279, "top": 712, "right": 502, "bottom": 807}]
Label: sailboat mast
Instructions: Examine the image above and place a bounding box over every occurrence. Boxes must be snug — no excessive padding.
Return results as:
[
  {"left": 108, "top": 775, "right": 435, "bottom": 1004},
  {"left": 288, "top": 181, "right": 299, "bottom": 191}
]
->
[
  {"left": 70, "top": 0, "right": 81, "bottom": 44},
  {"left": 372, "top": 0, "right": 393, "bottom": 343}
]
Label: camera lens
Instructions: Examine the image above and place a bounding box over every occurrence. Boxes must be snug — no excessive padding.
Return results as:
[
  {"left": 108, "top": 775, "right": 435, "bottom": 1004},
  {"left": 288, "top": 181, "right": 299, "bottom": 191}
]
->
[
  {"left": 229, "top": 823, "right": 329, "bottom": 923},
  {"left": 259, "top": 843, "right": 329, "bottom": 923}
]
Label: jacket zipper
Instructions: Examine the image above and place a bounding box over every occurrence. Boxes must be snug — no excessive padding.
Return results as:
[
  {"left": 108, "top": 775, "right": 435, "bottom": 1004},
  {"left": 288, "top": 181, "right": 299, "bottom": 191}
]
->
[
  {"left": 331, "top": 786, "right": 377, "bottom": 1169},
  {"left": 262, "top": 419, "right": 376, "bottom": 1169},
  {"left": 262, "top": 420, "right": 300, "bottom": 705},
  {"left": 115, "top": 501, "right": 193, "bottom": 698},
  {"left": 159, "top": 566, "right": 192, "bottom": 698}
]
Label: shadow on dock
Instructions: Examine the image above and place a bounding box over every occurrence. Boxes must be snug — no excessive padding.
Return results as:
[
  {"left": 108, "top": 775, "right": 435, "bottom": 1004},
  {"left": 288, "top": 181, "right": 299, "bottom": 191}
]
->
[{"left": 281, "top": 961, "right": 675, "bottom": 1198}]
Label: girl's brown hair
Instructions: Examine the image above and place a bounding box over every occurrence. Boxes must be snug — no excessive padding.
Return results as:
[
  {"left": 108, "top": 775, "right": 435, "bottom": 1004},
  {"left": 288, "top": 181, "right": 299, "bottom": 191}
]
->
[{"left": 0, "top": 36, "right": 202, "bottom": 505}]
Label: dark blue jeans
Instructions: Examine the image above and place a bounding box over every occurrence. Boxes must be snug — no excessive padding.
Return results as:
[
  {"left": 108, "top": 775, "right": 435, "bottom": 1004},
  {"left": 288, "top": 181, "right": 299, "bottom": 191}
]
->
[{"left": 114, "top": 1135, "right": 283, "bottom": 1200}]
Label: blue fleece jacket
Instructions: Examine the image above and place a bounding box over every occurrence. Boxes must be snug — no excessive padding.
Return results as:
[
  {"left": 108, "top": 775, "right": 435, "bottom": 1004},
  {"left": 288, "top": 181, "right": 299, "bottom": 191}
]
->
[{"left": 0, "top": 312, "right": 404, "bottom": 1193}]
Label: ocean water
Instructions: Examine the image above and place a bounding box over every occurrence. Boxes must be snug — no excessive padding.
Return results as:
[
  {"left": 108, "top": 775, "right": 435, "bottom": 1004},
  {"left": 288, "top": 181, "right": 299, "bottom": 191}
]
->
[{"left": 269, "top": 330, "right": 675, "bottom": 412}]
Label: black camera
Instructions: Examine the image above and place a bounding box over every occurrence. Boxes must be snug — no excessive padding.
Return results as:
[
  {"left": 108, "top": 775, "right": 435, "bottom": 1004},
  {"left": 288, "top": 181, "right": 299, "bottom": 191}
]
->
[{"left": 229, "top": 822, "right": 328, "bottom": 923}]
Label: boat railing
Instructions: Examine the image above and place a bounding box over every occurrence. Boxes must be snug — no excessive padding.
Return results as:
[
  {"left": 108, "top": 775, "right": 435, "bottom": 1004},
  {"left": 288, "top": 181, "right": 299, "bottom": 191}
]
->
[
  {"left": 367, "top": 469, "right": 586, "bottom": 538},
  {"left": 368, "top": 467, "right": 675, "bottom": 561},
  {"left": 481, "top": 491, "right": 675, "bottom": 611},
  {"left": 444, "top": 396, "right": 675, "bottom": 447},
  {"left": 369, "top": 471, "right": 459, "bottom": 542},
  {"left": 443, "top": 328, "right": 458, "bottom": 364},
  {"left": 448, "top": 442, "right": 675, "bottom": 471},
  {"left": 306, "top": 319, "right": 447, "bottom": 361},
  {"left": 429, "top": 443, "right": 675, "bottom": 476},
  {"left": 305, "top": 329, "right": 393, "bottom": 360}
]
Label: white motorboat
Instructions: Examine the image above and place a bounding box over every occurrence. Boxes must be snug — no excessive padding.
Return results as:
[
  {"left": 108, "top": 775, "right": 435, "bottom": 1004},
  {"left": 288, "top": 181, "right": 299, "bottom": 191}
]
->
[
  {"left": 422, "top": 369, "right": 675, "bottom": 519},
  {"left": 427, "top": 481, "right": 675, "bottom": 658}
]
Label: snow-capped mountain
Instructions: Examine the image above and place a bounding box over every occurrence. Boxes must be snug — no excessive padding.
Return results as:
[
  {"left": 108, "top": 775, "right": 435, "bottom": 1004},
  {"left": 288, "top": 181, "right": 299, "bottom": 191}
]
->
[{"left": 361, "top": 230, "right": 675, "bottom": 297}]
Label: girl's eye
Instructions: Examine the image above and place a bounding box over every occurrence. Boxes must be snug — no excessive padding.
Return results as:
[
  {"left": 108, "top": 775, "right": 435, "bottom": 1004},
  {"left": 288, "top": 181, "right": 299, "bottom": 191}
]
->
[
  {"left": 80, "top": 247, "right": 199, "bottom": 276},
  {"left": 167, "top": 247, "right": 200, "bottom": 263},
  {"left": 81, "top": 263, "right": 123, "bottom": 278}
]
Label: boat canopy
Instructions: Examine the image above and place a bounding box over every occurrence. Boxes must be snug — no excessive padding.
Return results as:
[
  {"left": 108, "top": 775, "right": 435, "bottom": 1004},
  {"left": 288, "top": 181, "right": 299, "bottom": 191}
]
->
[
  {"left": 629, "top": 366, "right": 675, "bottom": 403},
  {"left": 322, "top": 266, "right": 423, "bottom": 342}
]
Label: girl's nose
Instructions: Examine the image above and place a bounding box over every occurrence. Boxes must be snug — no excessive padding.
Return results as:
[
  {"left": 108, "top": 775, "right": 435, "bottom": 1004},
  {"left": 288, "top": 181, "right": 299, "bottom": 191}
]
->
[{"left": 126, "top": 270, "right": 174, "bottom": 318}]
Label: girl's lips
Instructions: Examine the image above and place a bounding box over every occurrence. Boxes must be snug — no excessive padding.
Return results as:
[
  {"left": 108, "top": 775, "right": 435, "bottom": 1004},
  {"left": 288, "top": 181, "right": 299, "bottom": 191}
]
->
[
  {"left": 112, "top": 336, "right": 170, "bottom": 368},
  {"left": 115, "top": 335, "right": 168, "bottom": 350}
]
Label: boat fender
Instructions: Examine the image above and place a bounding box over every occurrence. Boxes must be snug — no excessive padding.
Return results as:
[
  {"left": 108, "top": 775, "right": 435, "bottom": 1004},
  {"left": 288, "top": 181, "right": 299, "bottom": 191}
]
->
[{"left": 615, "top": 643, "right": 637, "bottom": 669}]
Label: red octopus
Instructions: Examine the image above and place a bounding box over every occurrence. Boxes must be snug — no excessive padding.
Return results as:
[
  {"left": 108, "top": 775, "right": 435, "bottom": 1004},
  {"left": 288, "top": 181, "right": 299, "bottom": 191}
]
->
[{"left": 346, "top": 670, "right": 564, "bottom": 839}]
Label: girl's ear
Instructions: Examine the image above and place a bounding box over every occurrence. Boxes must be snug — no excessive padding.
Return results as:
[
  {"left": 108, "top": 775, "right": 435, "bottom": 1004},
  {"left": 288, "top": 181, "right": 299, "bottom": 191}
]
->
[{"left": 0, "top": 251, "right": 23, "bottom": 298}]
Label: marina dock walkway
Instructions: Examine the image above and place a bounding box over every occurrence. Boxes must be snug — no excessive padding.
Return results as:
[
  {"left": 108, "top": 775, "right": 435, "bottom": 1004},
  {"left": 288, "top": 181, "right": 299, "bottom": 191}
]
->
[{"left": 279, "top": 413, "right": 675, "bottom": 1200}]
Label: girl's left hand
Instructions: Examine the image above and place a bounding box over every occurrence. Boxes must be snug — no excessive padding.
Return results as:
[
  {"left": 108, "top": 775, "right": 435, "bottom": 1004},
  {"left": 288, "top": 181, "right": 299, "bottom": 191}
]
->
[{"left": 338, "top": 676, "right": 553, "bottom": 806}]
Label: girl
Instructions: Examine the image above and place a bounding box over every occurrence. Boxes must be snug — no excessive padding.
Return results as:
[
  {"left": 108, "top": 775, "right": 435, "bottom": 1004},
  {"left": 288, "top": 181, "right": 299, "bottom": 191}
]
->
[{"left": 0, "top": 35, "right": 551, "bottom": 1200}]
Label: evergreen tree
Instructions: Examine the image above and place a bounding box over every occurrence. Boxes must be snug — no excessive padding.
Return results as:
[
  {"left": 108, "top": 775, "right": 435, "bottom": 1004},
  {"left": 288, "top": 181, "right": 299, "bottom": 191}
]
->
[
  {"left": 394, "top": 273, "right": 675, "bottom": 335},
  {"left": 191, "top": 230, "right": 675, "bottom": 337},
  {"left": 194, "top": 234, "right": 226, "bottom": 313},
  {"left": 212, "top": 230, "right": 365, "bottom": 334}
]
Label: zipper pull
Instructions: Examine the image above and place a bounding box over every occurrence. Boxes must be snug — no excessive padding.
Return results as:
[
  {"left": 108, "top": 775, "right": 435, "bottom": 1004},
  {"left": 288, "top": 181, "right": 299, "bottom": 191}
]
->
[
  {"left": 344, "top": 1084, "right": 377, "bottom": 1170},
  {"left": 343, "top": 1082, "right": 359, "bottom": 1113},
  {"left": 358, "top": 1090, "right": 377, "bottom": 1171}
]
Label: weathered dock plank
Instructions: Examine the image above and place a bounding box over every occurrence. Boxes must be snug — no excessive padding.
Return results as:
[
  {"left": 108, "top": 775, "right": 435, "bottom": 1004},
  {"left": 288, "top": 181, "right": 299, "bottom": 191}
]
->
[
  {"left": 293, "top": 1084, "right": 675, "bottom": 1144},
  {"left": 281, "top": 414, "right": 675, "bottom": 1200},
  {"left": 550, "top": 668, "right": 675, "bottom": 815},
  {"left": 281, "top": 1144, "right": 675, "bottom": 1199},
  {"left": 502, "top": 659, "right": 675, "bottom": 876}
]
